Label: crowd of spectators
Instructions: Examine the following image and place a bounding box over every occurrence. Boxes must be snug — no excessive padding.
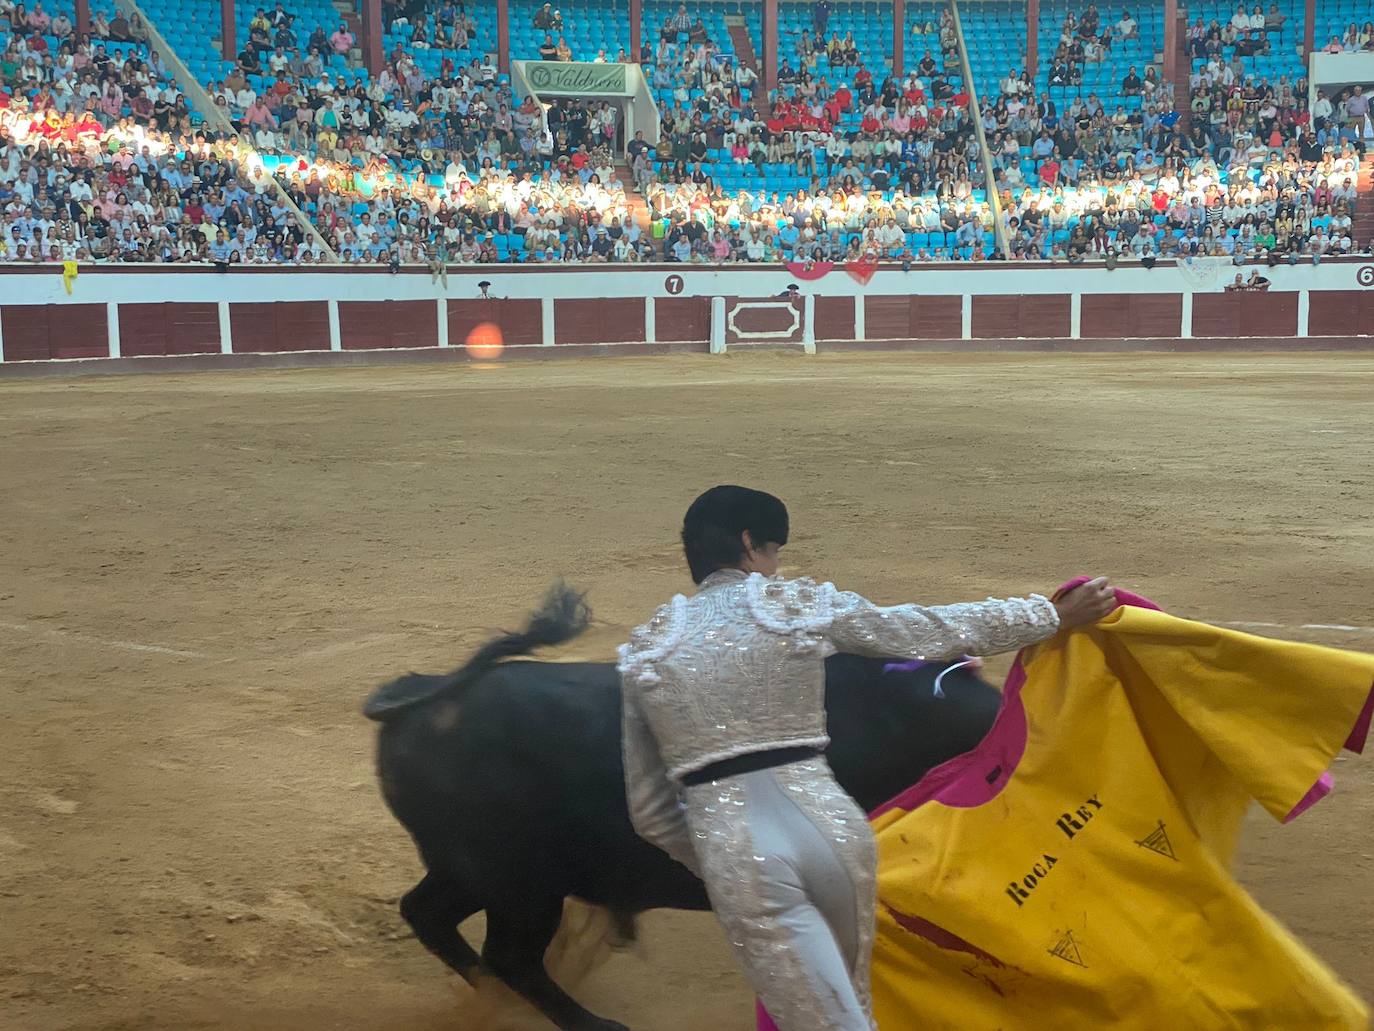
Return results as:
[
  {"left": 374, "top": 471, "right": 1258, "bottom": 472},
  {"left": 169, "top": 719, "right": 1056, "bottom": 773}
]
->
[
  {"left": 980, "top": 3, "right": 1371, "bottom": 263},
  {"left": 0, "top": 0, "right": 1368, "bottom": 267},
  {"left": 0, "top": 7, "right": 331, "bottom": 263},
  {"left": 0, "top": 92, "right": 321, "bottom": 262},
  {"left": 636, "top": 3, "right": 999, "bottom": 262},
  {"left": 1320, "top": 21, "right": 1374, "bottom": 54},
  {"left": 1186, "top": 5, "right": 1285, "bottom": 60}
]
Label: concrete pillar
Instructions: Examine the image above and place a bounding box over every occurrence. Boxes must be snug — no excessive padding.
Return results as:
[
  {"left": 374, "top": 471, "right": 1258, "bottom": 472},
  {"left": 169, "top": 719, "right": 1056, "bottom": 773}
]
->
[
  {"left": 220, "top": 0, "right": 235, "bottom": 59},
  {"left": 1026, "top": 0, "right": 1038, "bottom": 79},
  {"left": 498, "top": 0, "right": 511, "bottom": 75},
  {"left": 1163, "top": 0, "right": 1178, "bottom": 87},
  {"left": 763, "top": 0, "right": 778, "bottom": 94},
  {"left": 75, "top": 0, "right": 90, "bottom": 38},
  {"left": 1303, "top": 0, "right": 1315, "bottom": 56},
  {"left": 363, "top": 0, "right": 383, "bottom": 76},
  {"left": 893, "top": 0, "right": 905, "bottom": 79},
  {"left": 630, "top": 0, "right": 641, "bottom": 63}
]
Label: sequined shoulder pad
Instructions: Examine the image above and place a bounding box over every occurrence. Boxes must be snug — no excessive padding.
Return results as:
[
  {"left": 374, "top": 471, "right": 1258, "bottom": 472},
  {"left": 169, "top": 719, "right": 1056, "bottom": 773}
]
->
[
  {"left": 616, "top": 594, "right": 689, "bottom": 686},
  {"left": 743, "top": 573, "right": 839, "bottom": 636}
]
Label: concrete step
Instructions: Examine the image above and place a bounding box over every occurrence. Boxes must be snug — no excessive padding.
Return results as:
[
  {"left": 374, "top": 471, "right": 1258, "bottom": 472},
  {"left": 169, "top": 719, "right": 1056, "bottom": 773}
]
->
[{"left": 613, "top": 161, "right": 653, "bottom": 233}]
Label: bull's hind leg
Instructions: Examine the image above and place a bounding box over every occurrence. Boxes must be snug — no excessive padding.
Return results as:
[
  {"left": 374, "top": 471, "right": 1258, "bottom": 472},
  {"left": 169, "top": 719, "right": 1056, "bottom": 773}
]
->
[
  {"left": 399, "top": 871, "right": 482, "bottom": 981},
  {"left": 482, "top": 895, "right": 630, "bottom": 1031}
]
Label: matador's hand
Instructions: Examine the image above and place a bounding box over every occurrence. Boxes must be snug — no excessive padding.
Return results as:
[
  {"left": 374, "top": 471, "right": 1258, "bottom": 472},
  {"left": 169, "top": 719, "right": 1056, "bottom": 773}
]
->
[{"left": 1054, "top": 576, "right": 1118, "bottom": 629}]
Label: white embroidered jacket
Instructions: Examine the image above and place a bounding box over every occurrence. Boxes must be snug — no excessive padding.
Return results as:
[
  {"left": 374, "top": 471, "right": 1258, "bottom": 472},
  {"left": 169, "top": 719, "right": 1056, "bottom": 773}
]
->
[{"left": 617, "top": 568, "right": 1061, "bottom": 871}]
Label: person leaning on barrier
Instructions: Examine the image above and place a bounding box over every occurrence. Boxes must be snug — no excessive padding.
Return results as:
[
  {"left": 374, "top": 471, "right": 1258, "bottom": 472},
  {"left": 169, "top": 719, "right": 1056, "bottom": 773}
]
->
[{"left": 428, "top": 242, "right": 449, "bottom": 287}]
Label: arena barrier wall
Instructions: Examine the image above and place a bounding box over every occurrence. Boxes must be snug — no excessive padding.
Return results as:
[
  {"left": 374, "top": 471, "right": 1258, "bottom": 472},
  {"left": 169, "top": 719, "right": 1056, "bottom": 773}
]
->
[{"left": 2, "top": 260, "right": 1373, "bottom": 371}]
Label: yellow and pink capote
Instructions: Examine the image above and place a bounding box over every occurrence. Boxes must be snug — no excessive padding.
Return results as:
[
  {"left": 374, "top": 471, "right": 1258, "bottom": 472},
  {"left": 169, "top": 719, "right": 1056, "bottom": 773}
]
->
[{"left": 866, "top": 582, "right": 1373, "bottom": 1029}]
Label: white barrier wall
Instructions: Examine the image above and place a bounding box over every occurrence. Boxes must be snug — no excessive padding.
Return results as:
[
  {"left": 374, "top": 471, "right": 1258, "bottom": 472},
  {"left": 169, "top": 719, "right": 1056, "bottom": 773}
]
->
[{"left": 0, "top": 259, "right": 1371, "bottom": 365}]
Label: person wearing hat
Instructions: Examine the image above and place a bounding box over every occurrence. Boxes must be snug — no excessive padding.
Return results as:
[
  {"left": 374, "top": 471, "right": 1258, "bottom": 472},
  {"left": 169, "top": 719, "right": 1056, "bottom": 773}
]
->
[
  {"left": 532, "top": 2, "right": 560, "bottom": 30},
  {"left": 619, "top": 486, "right": 1116, "bottom": 1031}
]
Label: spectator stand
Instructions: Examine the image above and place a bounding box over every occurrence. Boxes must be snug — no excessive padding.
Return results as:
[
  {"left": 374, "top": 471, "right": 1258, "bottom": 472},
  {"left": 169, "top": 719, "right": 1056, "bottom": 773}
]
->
[
  {"left": 773, "top": 0, "right": 894, "bottom": 94},
  {"left": 638, "top": 0, "right": 1003, "bottom": 265},
  {"left": 2, "top": 0, "right": 190, "bottom": 114},
  {"left": 384, "top": 0, "right": 499, "bottom": 85},
  {"left": 1034, "top": 0, "right": 1165, "bottom": 112},
  {"left": 134, "top": 0, "right": 338, "bottom": 256},
  {"left": 1187, "top": 0, "right": 1306, "bottom": 88},
  {"left": 511, "top": 0, "right": 629, "bottom": 64},
  {"left": 1312, "top": 0, "right": 1374, "bottom": 58},
  {"left": 149, "top": 0, "right": 360, "bottom": 94},
  {"left": 958, "top": 0, "right": 1026, "bottom": 102}
]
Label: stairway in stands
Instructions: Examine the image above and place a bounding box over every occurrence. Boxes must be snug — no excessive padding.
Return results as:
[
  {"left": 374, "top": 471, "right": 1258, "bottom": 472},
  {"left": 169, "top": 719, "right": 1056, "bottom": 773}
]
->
[
  {"left": 725, "top": 15, "right": 760, "bottom": 80},
  {"left": 1354, "top": 152, "right": 1374, "bottom": 248},
  {"left": 613, "top": 162, "right": 653, "bottom": 233}
]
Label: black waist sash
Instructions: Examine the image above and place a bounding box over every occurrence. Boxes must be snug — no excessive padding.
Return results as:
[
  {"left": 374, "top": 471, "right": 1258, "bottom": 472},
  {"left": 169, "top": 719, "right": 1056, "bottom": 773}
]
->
[{"left": 679, "top": 746, "right": 823, "bottom": 787}]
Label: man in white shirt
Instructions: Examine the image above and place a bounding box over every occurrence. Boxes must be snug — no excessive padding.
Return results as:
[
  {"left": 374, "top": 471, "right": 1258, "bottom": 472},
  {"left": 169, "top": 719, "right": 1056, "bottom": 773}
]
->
[
  {"left": 355, "top": 211, "right": 380, "bottom": 245},
  {"left": 824, "top": 133, "right": 846, "bottom": 165},
  {"left": 444, "top": 154, "right": 468, "bottom": 187},
  {"left": 1312, "top": 90, "right": 1334, "bottom": 129},
  {"left": 875, "top": 216, "right": 904, "bottom": 253}
]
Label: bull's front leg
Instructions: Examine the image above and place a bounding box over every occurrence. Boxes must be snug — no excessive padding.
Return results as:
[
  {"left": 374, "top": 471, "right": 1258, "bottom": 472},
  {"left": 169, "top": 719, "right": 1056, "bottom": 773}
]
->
[{"left": 482, "top": 896, "right": 631, "bottom": 1031}]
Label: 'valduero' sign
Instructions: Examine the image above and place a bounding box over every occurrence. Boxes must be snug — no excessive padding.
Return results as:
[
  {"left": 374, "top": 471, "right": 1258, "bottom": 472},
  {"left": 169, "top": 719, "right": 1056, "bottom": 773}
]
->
[{"left": 525, "top": 61, "right": 629, "bottom": 96}]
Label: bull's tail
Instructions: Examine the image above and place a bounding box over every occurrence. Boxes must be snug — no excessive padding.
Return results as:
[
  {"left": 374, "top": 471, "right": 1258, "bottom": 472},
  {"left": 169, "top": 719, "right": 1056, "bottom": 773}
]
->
[{"left": 362, "top": 581, "right": 591, "bottom": 722}]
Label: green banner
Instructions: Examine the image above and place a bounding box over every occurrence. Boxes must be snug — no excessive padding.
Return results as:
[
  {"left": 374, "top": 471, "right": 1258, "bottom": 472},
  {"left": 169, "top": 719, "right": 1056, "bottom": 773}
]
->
[{"left": 524, "top": 61, "right": 629, "bottom": 96}]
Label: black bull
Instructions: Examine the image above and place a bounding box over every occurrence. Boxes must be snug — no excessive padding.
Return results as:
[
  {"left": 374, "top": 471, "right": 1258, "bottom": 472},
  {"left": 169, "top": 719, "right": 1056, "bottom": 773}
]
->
[{"left": 364, "top": 586, "right": 1002, "bottom": 1031}]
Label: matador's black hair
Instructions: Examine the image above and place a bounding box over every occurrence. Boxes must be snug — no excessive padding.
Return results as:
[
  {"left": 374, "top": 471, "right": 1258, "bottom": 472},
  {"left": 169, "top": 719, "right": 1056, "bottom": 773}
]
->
[{"left": 681, "top": 485, "right": 789, "bottom": 584}]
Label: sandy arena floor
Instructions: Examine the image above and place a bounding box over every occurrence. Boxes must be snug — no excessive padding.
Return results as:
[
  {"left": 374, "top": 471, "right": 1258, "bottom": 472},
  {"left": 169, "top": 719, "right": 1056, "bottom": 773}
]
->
[{"left": 1, "top": 352, "right": 1372, "bottom": 1030}]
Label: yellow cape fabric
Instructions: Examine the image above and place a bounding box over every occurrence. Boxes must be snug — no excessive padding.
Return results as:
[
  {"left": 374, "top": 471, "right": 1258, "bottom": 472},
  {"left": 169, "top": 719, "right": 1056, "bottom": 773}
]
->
[{"left": 870, "top": 605, "right": 1373, "bottom": 1030}]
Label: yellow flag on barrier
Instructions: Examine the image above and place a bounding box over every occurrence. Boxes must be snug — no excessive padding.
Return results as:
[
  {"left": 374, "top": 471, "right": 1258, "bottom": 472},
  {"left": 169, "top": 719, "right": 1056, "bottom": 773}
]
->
[{"left": 62, "top": 261, "right": 78, "bottom": 295}]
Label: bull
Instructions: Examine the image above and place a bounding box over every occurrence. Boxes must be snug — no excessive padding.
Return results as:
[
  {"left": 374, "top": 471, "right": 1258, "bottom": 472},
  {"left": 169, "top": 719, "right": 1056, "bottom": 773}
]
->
[{"left": 364, "top": 585, "right": 1002, "bottom": 1031}]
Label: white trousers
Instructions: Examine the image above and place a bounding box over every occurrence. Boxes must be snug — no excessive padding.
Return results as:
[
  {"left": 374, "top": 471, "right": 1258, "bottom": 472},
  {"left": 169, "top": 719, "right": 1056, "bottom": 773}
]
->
[{"left": 684, "top": 758, "right": 878, "bottom": 1031}]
